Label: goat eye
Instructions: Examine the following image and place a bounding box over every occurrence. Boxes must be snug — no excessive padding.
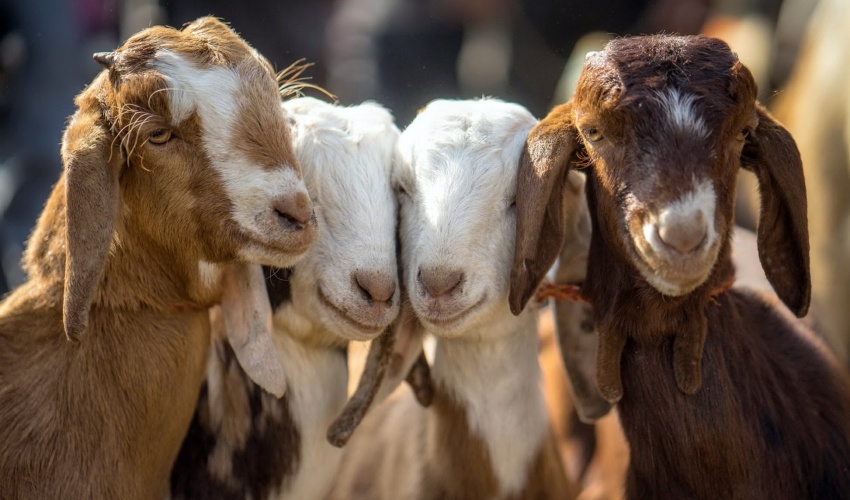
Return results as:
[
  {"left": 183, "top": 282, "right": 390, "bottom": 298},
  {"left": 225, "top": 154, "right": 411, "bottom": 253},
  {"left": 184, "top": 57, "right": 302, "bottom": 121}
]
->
[
  {"left": 736, "top": 128, "right": 750, "bottom": 141},
  {"left": 583, "top": 128, "right": 603, "bottom": 142},
  {"left": 148, "top": 129, "right": 172, "bottom": 145}
]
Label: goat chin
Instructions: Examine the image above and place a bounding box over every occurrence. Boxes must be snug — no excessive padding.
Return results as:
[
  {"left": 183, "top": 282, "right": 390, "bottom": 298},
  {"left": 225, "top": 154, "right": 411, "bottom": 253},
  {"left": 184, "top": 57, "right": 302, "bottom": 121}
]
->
[{"left": 0, "top": 17, "right": 315, "bottom": 498}]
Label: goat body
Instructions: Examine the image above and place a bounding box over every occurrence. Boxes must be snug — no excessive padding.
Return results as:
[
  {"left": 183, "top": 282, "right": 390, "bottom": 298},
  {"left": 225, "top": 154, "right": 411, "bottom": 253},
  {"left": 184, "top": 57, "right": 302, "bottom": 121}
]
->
[
  {"left": 0, "top": 18, "right": 315, "bottom": 498},
  {"left": 511, "top": 34, "right": 850, "bottom": 498}
]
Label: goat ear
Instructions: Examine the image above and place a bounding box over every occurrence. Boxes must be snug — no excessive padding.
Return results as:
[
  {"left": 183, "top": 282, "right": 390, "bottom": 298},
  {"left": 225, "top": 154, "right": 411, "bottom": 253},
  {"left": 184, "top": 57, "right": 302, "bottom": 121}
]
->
[
  {"left": 510, "top": 102, "right": 580, "bottom": 315},
  {"left": 61, "top": 86, "right": 122, "bottom": 342},
  {"left": 219, "top": 263, "right": 287, "bottom": 397},
  {"left": 740, "top": 104, "right": 811, "bottom": 317},
  {"left": 327, "top": 304, "right": 430, "bottom": 447}
]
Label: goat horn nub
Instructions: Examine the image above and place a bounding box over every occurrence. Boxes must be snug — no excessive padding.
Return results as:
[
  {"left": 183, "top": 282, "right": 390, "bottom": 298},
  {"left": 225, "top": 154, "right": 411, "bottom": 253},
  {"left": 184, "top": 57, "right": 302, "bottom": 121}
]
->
[{"left": 93, "top": 52, "right": 116, "bottom": 69}]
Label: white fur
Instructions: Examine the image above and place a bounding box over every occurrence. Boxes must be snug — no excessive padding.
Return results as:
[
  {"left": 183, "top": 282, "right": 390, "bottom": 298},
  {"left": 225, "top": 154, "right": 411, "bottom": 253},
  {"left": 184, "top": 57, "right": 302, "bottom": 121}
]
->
[
  {"left": 280, "top": 97, "right": 401, "bottom": 342},
  {"left": 198, "top": 260, "right": 222, "bottom": 293},
  {"left": 396, "top": 98, "right": 535, "bottom": 336},
  {"left": 658, "top": 88, "right": 708, "bottom": 138},
  {"left": 397, "top": 98, "right": 553, "bottom": 495},
  {"left": 271, "top": 331, "right": 348, "bottom": 500},
  {"left": 432, "top": 313, "right": 549, "bottom": 495}
]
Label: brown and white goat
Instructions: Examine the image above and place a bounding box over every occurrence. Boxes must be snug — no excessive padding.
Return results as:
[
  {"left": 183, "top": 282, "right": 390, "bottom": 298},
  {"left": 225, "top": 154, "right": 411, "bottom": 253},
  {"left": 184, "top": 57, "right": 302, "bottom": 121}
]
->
[
  {"left": 511, "top": 35, "right": 850, "bottom": 498},
  {"left": 169, "top": 97, "right": 401, "bottom": 499},
  {"left": 0, "top": 18, "right": 317, "bottom": 498},
  {"left": 330, "top": 98, "right": 576, "bottom": 500}
]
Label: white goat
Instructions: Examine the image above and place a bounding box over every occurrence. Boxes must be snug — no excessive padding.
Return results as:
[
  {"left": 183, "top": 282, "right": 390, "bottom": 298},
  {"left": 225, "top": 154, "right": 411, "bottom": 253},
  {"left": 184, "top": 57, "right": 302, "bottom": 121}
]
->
[
  {"left": 169, "top": 96, "right": 401, "bottom": 500},
  {"left": 330, "top": 98, "right": 577, "bottom": 499},
  {"left": 0, "top": 18, "right": 317, "bottom": 498}
]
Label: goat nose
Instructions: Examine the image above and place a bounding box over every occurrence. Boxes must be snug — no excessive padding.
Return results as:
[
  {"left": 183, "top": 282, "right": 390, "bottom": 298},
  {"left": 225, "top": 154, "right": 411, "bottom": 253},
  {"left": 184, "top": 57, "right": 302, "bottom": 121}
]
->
[
  {"left": 418, "top": 267, "right": 464, "bottom": 298},
  {"left": 657, "top": 209, "right": 707, "bottom": 254},
  {"left": 274, "top": 191, "right": 312, "bottom": 231},
  {"left": 354, "top": 270, "right": 396, "bottom": 305}
]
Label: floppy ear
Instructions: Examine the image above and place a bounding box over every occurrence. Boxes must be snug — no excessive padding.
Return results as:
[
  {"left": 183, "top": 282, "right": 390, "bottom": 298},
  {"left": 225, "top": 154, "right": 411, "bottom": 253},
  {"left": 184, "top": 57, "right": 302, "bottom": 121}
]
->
[
  {"left": 61, "top": 79, "right": 122, "bottom": 342},
  {"left": 509, "top": 102, "right": 581, "bottom": 315},
  {"left": 327, "top": 303, "right": 432, "bottom": 448},
  {"left": 740, "top": 104, "right": 810, "bottom": 316},
  {"left": 219, "top": 263, "right": 287, "bottom": 398}
]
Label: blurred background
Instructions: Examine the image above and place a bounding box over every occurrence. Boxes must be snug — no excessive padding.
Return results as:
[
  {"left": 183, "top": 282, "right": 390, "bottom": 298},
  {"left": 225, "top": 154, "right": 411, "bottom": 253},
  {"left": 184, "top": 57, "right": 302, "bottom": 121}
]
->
[{"left": 0, "top": 0, "right": 845, "bottom": 359}]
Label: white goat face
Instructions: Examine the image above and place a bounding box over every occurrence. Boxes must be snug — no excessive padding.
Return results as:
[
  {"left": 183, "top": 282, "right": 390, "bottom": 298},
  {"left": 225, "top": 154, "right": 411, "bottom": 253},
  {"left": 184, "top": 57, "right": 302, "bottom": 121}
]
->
[
  {"left": 396, "top": 99, "right": 536, "bottom": 338},
  {"left": 280, "top": 98, "right": 400, "bottom": 342}
]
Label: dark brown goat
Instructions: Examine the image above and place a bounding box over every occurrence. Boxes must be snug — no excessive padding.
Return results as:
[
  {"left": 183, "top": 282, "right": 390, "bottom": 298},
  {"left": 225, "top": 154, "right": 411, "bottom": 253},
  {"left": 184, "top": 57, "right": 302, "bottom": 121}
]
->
[{"left": 510, "top": 34, "right": 850, "bottom": 498}]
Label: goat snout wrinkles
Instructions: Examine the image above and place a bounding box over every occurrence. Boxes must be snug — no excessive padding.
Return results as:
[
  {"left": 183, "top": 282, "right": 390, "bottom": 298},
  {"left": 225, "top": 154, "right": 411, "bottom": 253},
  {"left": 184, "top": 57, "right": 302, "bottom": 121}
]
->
[
  {"left": 418, "top": 266, "right": 464, "bottom": 299},
  {"left": 353, "top": 270, "right": 396, "bottom": 305}
]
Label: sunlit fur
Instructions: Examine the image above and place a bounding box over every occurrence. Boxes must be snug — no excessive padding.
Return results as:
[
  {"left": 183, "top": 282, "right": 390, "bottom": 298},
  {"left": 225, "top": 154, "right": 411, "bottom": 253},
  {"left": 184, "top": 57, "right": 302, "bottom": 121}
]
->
[
  {"left": 331, "top": 99, "right": 576, "bottom": 499},
  {"left": 0, "top": 18, "right": 315, "bottom": 498},
  {"left": 170, "top": 97, "right": 401, "bottom": 500}
]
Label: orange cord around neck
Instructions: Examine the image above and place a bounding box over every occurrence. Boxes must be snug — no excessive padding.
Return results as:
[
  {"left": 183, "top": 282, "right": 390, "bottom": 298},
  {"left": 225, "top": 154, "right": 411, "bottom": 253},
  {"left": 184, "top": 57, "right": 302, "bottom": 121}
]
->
[
  {"left": 535, "top": 281, "right": 586, "bottom": 303},
  {"left": 536, "top": 270, "right": 735, "bottom": 306}
]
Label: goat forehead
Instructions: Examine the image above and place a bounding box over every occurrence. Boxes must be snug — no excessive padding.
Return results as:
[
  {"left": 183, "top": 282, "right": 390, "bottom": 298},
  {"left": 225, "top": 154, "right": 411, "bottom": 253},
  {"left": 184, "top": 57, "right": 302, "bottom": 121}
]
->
[{"left": 153, "top": 50, "right": 253, "bottom": 125}]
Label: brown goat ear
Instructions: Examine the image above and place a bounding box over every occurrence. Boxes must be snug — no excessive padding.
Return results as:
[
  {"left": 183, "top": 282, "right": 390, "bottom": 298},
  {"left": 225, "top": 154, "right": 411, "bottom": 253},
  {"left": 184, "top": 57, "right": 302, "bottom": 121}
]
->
[
  {"left": 740, "top": 104, "right": 811, "bottom": 317},
  {"left": 509, "top": 102, "right": 580, "bottom": 315},
  {"left": 220, "top": 263, "right": 287, "bottom": 397},
  {"left": 61, "top": 89, "right": 122, "bottom": 342}
]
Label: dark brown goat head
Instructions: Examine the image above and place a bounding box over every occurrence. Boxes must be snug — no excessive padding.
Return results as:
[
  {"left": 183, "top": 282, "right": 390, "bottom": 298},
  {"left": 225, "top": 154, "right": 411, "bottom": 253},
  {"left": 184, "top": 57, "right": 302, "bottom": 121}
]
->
[{"left": 511, "top": 34, "right": 810, "bottom": 317}]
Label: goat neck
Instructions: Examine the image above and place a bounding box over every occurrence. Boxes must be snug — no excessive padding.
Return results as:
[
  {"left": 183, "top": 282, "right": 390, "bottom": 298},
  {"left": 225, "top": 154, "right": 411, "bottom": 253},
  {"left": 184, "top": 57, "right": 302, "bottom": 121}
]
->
[{"left": 424, "top": 308, "right": 572, "bottom": 499}]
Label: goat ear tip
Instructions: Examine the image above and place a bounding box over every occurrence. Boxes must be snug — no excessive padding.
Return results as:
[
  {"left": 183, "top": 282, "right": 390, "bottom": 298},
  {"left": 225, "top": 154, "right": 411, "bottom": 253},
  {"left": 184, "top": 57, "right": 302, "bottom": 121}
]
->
[{"left": 63, "top": 322, "right": 84, "bottom": 344}]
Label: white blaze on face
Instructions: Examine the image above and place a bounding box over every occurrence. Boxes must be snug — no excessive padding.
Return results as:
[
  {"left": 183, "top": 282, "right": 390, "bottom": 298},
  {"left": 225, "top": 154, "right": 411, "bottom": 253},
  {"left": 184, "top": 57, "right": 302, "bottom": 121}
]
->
[
  {"left": 154, "top": 51, "right": 305, "bottom": 242},
  {"left": 658, "top": 88, "right": 709, "bottom": 139}
]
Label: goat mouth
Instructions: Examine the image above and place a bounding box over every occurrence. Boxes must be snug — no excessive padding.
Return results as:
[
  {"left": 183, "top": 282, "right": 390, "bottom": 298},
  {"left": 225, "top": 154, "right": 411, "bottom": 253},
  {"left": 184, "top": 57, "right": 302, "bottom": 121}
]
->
[
  {"left": 317, "top": 287, "right": 387, "bottom": 339},
  {"left": 628, "top": 233, "right": 716, "bottom": 296},
  {"left": 417, "top": 294, "right": 487, "bottom": 331}
]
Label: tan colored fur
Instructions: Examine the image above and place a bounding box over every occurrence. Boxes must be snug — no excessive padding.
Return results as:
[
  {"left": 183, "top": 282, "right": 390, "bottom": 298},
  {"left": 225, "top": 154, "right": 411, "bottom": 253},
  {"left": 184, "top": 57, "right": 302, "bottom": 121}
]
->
[{"left": 0, "top": 18, "right": 311, "bottom": 498}]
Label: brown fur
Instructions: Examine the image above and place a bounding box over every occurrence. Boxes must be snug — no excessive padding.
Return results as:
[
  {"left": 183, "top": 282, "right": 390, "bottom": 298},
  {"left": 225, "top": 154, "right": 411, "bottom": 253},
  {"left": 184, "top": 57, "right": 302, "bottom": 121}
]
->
[
  {"left": 511, "top": 34, "right": 850, "bottom": 498},
  {"left": 0, "top": 18, "right": 311, "bottom": 498}
]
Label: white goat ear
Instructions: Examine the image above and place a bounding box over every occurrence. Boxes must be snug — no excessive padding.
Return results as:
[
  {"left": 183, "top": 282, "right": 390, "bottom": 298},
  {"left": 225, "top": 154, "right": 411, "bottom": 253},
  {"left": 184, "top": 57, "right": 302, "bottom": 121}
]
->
[
  {"left": 219, "top": 263, "right": 286, "bottom": 398},
  {"left": 61, "top": 76, "right": 122, "bottom": 343},
  {"left": 327, "top": 304, "right": 432, "bottom": 447},
  {"left": 376, "top": 305, "right": 431, "bottom": 406},
  {"left": 550, "top": 171, "right": 612, "bottom": 422}
]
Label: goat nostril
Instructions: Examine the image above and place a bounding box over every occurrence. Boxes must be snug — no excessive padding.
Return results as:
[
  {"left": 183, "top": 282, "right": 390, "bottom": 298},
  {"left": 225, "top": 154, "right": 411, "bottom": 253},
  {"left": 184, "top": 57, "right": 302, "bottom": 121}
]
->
[
  {"left": 354, "top": 271, "right": 396, "bottom": 305},
  {"left": 418, "top": 266, "right": 464, "bottom": 299},
  {"left": 657, "top": 219, "right": 708, "bottom": 255},
  {"left": 274, "top": 192, "right": 312, "bottom": 231}
]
